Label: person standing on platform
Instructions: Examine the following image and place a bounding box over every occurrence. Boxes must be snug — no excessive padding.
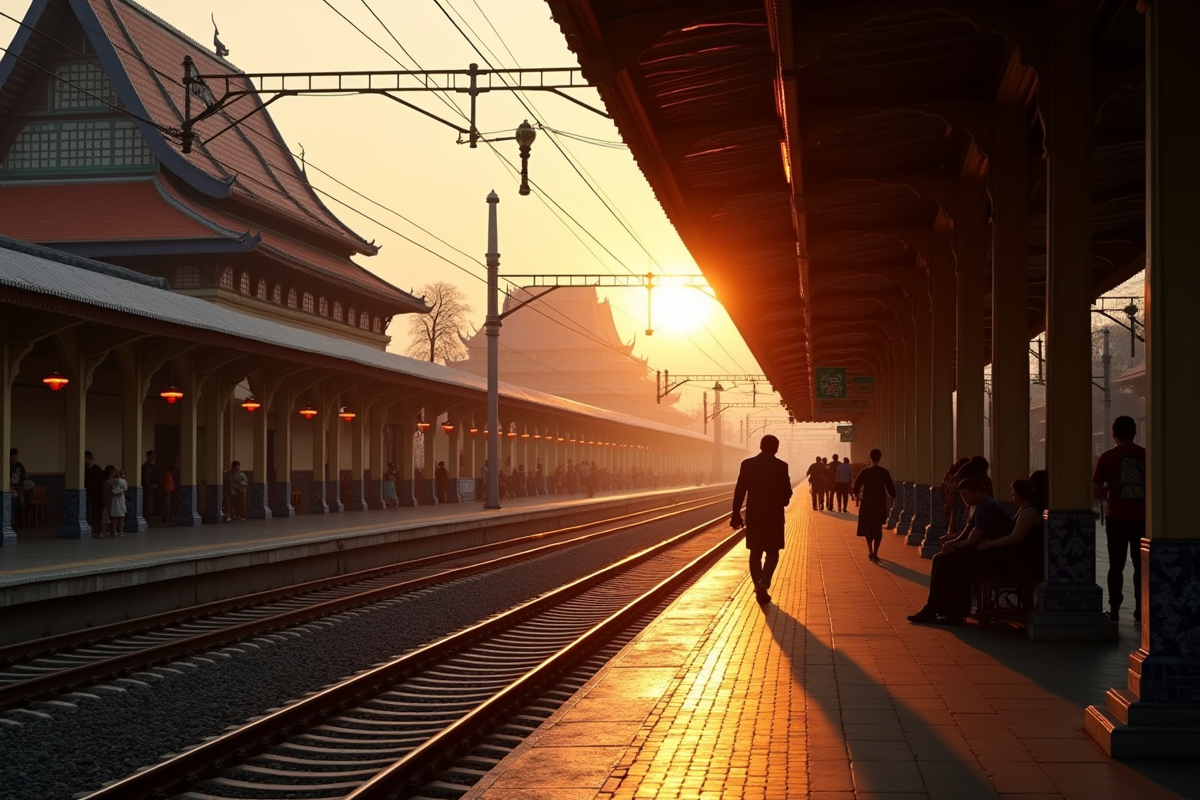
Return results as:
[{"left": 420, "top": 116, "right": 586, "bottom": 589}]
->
[
  {"left": 435, "top": 461, "right": 449, "bottom": 504},
  {"left": 226, "top": 461, "right": 248, "bottom": 520},
  {"left": 84, "top": 451, "right": 105, "bottom": 531},
  {"left": 826, "top": 455, "right": 840, "bottom": 510},
  {"left": 834, "top": 456, "right": 853, "bottom": 513},
  {"left": 9, "top": 448, "right": 29, "bottom": 527},
  {"left": 1092, "top": 415, "right": 1146, "bottom": 626},
  {"left": 806, "top": 456, "right": 825, "bottom": 510},
  {"left": 110, "top": 468, "right": 128, "bottom": 536},
  {"left": 141, "top": 450, "right": 158, "bottom": 523},
  {"left": 731, "top": 434, "right": 793, "bottom": 605},
  {"left": 853, "top": 449, "right": 896, "bottom": 563}
]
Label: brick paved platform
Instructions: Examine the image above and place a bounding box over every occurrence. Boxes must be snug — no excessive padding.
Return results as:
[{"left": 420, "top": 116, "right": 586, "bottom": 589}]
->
[{"left": 467, "top": 499, "right": 1199, "bottom": 800}]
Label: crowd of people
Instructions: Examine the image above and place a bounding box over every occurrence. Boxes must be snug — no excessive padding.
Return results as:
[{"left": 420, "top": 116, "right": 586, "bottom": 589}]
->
[
  {"left": 805, "top": 454, "right": 863, "bottom": 513},
  {"left": 482, "top": 459, "right": 679, "bottom": 502}
]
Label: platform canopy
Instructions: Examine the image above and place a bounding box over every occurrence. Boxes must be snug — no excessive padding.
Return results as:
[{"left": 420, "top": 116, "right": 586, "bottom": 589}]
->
[{"left": 544, "top": 0, "right": 1146, "bottom": 420}]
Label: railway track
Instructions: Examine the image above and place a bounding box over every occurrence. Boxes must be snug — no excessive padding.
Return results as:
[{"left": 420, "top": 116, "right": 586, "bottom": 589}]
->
[
  {"left": 0, "top": 492, "right": 730, "bottom": 712},
  {"left": 82, "top": 510, "right": 739, "bottom": 800}
]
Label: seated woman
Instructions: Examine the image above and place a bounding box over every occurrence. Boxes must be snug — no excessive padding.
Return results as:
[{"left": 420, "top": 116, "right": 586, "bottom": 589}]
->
[{"left": 907, "top": 477, "right": 1041, "bottom": 624}]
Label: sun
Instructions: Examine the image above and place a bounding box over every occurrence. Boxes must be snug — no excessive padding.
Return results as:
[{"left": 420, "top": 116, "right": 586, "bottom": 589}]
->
[{"left": 650, "top": 285, "right": 713, "bottom": 334}]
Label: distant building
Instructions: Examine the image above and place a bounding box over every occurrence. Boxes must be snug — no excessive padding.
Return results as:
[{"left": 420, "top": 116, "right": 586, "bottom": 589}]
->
[
  {"left": 0, "top": 0, "right": 427, "bottom": 348},
  {"left": 451, "top": 287, "right": 692, "bottom": 429}
]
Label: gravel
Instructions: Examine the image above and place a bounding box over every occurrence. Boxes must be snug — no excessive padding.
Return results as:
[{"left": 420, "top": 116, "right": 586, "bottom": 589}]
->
[{"left": 0, "top": 506, "right": 724, "bottom": 800}]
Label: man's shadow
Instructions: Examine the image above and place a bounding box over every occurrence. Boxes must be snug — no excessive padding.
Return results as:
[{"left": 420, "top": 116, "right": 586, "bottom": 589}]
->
[{"left": 757, "top": 601, "right": 997, "bottom": 796}]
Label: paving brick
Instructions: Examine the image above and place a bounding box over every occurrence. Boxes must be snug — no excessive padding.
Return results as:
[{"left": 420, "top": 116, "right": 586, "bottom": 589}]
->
[{"left": 467, "top": 501, "right": 1198, "bottom": 800}]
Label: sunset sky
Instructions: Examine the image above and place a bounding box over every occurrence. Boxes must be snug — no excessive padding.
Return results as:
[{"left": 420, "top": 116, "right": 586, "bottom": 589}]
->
[{"left": 0, "top": 0, "right": 785, "bottom": 431}]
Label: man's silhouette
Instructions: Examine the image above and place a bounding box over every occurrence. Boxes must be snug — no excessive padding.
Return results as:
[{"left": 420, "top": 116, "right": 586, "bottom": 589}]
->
[{"left": 731, "top": 435, "right": 793, "bottom": 604}]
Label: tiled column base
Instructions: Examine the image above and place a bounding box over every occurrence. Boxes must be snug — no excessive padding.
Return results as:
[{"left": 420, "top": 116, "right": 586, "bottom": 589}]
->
[
  {"left": 125, "top": 485, "right": 148, "bottom": 532},
  {"left": 56, "top": 488, "right": 92, "bottom": 538},
  {"left": 445, "top": 481, "right": 460, "bottom": 503},
  {"left": 1027, "top": 508, "right": 1117, "bottom": 641},
  {"left": 247, "top": 482, "right": 272, "bottom": 520},
  {"left": 905, "top": 483, "right": 931, "bottom": 545},
  {"left": 457, "top": 477, "right": 476, "bottom": 503},
  {"left": 919, "top": 485, "right": 948, "bottom": 557},
  {"left": 1086, "top": 538, "right": 1200, "bottom": 757},
  {"left": 269, "top": 482, "right": 294, "bottom": 518},
  {"left": 346, "top": 479, "right": 368, "bottom": 511},
  {"left": 418, "top": 479, "right": 438, "bottom": 506},
  {"left": 307, "top": 481, "right": 329, "bottom": 515},
  {"left": 202, "top": 484, "right": 225, "bottom": 524},
  {"left": 895, "top": 481, "right": 914, "bottom": 535},
  {"left": 398, "top": 479, "right": 417, "bottom": 507},
  {"left": 1, "top": 493, "right": 13, "bottom": 545},
  {"left": 175, "top": 485, "right": 202, "bottom": 526},
  {"left": 364, "top": 478, "right": 383, "bottom": 510}
]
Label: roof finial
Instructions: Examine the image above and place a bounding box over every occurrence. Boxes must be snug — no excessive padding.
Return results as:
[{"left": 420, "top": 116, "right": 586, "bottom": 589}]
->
[
  {"left": 298, "top": 143, "right": 306, "bottom": 176},
  {"left": 212, "top": 14, "right": 230, "bottom": 57}
]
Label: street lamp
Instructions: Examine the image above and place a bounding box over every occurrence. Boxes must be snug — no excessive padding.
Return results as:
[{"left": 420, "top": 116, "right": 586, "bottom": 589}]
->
[{"left": 515, "top": 120, "right": 536, "bottom": 196}]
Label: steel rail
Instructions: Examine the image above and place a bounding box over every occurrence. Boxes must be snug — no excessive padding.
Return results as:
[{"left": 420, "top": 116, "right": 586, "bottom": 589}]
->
[
  {"left": 0, "top": 492, "right": 731, "bottom": 711},
  {"left": 80, "top": 511, "right": 737, "bottom": 800}
]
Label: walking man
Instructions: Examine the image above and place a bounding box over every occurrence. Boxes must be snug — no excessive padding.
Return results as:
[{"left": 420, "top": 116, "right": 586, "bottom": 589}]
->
[
  {"left": 1092, "top": 415, "right": 1146, "bottom": 626},
  {"left": 731, "top": 435, "right": 793, "bottom": 605},
  {"left": 835, "top": 455, "right": 853, "bottom": 513}
]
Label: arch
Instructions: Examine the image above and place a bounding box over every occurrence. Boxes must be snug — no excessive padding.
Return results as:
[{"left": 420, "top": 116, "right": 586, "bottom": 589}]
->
[
  {"left": 302, "top": 292, "right": 314, "bottom": 313},
  {"left": 287, "top": 288, "right": 297, "bottom": 309},
  {"left": 272, "top": 283, "right": 282, "bottom": 303},
  {"left": 256, "top": 279, "right": 267, "bottom": 300},
  {"left": 219, "top": 267, "right": 235, "bottom": 290},
  {"left": 318, "top": 297, "right": 329, "bottom": 316},
  {"left": 333, "top": 301, "right": 343, "bottom": 322},
  {"left": 239, "top": 272, "right": 251, "bottom": 294},
  {"left": 372, "top": 316, "right": 382, "bottom": 333},
  {"left": 359, "top": 311, "right": 370, "bottom": 330}
]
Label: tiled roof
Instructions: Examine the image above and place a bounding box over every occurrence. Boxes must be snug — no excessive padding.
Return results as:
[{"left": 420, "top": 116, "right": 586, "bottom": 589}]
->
[
  {"left": 74, "top": 0, "right": 378, "bottom": 254},
  {"left": 0, "top": 234, "right": 720, "bottom": 446},
  {"left": 0, "top": 179, "right": 231, "bottom": 242}
]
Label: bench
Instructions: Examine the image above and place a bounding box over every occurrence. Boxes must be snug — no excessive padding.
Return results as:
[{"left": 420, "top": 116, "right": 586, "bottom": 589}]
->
[{"left": 974, "top": 578, "right": 1036, "bottom": 630}]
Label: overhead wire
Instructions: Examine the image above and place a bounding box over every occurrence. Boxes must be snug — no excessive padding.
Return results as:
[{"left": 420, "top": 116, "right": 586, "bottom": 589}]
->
[{"left": 428, "top": 0, "right": 753, "bottom": 375}]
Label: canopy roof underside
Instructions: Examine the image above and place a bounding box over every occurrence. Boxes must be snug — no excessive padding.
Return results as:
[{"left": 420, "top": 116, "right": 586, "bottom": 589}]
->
[{"left": 545, "top": 0, "right": 1146, "bottom": 421}]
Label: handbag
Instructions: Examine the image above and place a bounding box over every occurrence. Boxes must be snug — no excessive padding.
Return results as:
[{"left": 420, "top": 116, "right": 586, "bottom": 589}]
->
[{"left": 22, "top": 478, "right": 34, "bottom": 491}]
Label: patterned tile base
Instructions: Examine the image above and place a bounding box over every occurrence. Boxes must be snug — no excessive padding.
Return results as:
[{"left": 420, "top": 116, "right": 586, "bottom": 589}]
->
[
  {"left": 364, "top": 478, "right": 384, "bottom": 510},
  {"left": 346, "top": 479, "right": 368, "bottom": 511},
  {"left": 269, "top": 481, "right": 294, "bottom": 518},
  {"left": 398, "top": 479, "right": 417, "bottom": 507},
  {"left": 1129, "top": 539, "right": 1200, "bottom": 703},
  {"left": 174, "top": 485, "right": 202, "bottom": 527},
  {"left": 125, "top": 485, "right": 148, "bottom": 532},
  {"left": 307, "top": 481, "right": 329, "bottom": 515},
  {"left": 202, "top": 484, "right": 225, "bottom": 524},
  {"left": 247, "top": 482, "right": 273, "bottom": 519},
  {"left": 905, "top": 483, "right": 931, "bottom": 545},
  {"left": 56, "top": 488, "right": 93, "bottom": 538},
  {"left": 920, "top": 485, "right": 948, "bottom": 556}
]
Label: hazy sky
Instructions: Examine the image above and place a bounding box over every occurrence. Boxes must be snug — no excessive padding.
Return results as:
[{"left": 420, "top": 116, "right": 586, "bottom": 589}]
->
[{"left": 0, "top": 0, "right": 783, "bottom": 430}]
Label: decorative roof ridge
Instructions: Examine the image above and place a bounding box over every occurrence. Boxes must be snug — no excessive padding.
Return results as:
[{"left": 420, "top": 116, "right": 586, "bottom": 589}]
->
[
  {"left": 0, "top": 233, "right": 167, "bottom": 288},
  {"left": 152, "top": 175, "right": 259, "bottom": 242},
  {"left": 255, "top": 237, "right": 427, "bottom": 311}
]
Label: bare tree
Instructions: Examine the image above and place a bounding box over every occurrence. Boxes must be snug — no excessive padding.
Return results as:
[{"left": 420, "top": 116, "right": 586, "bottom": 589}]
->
[{"left": 406, "top": 281, "right": 472, "bottom": 363}]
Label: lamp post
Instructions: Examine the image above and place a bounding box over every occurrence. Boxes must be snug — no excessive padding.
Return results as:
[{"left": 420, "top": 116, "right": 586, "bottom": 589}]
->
[
  {"left": 516, "top": 120, "right": 536, "bottom": 196},
  {"left": 485, "top": 190, "right": 502, "bottom": 509}
]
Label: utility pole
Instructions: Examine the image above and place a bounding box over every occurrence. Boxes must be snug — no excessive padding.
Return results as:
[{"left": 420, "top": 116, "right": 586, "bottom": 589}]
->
[
  {"left": 484, "top": 191, "right": 501, "bottom": 509},
  {"left": 713, "top": 381, "right": 724, "bottom": 482}
]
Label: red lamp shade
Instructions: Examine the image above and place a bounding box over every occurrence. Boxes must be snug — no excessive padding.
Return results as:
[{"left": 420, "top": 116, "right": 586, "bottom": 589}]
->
[
  {"left": 557, "top": 436, "right": 565, "bottom": 442},
  {"left": 469, "top": 425, "right": 479, "bottom": 435},
  {"left": 417, "top": 421, "right": 431, "bottom": 432},
  {"left": 533, "top": 432, "right": 542, "bottom": 440},
  {"left": 338, "top": 407, "right": 356, "bottom": 422},
  {"left": 240, "top": 396, "right": 261, "bottom": 412},
  {"left": 42, "top": 372, "right": 69, "bottom": 391},
  {"left": 507, "top": 430, "right": 517, "bottom": 439},
  {"left": 520, "top": 431, "right": 530, "bottom": 439},
  {"left": 299, "top": 404, "right": 318, "bottom": 420},
  {"left": 160, "top": 386, "right": 185, "bottom": 404},
  {"left": 442, "top": 422, "right": 455, "bottom": 433}
]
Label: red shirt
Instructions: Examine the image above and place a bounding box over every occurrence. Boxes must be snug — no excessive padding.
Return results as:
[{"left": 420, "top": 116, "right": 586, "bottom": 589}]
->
[{"left": 1092, "top": 442, "right": 1146, "bottom": 521}]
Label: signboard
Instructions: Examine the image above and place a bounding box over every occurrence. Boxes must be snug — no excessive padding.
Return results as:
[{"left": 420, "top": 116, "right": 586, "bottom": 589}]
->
[
  {"left": 815, "top": 367, "right": 847, "bottom": 399},
  {"left": 840, "top": 431, "right": 856, "bottom": 442},
  {"left": 847, "top": 375, "right": 875, "bottom": 395},
  {"left": 837, "top": 424, "right": 856, "bottom": 443}
]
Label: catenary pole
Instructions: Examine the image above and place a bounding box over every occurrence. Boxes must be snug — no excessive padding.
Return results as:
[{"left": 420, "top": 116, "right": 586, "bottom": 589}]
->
[{"left": 485, "top": 191, "right": 502, "bottom": 509}]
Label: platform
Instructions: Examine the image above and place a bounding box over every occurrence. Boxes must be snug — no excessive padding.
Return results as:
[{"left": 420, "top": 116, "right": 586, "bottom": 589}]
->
[
  {"left": 467, "top": 500, "right": 1199, "bottom": 799},
  {"left": 0, "top": 484, "right": 723, "bottom": 644}
]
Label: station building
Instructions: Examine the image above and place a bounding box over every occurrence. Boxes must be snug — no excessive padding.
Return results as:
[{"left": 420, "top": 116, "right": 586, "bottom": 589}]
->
[{"left": 0, "top": 0, "right": 736, "bottom": 544}]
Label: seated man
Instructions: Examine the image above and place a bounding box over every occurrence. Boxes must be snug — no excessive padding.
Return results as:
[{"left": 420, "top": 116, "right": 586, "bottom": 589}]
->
[{"left": 907, "top": 477, "right": 1011, "bottom": 624}]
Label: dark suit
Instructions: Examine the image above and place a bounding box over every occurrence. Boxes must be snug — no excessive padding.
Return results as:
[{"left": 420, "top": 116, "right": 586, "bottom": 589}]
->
[{"left": 732, "top": 451, "right": 793, "bottom": 597}]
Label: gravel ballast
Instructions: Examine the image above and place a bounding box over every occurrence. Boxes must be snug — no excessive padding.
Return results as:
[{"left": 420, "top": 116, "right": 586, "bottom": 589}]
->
[{"left": 0, "top": 507, "right": 725, "bottom": 800}]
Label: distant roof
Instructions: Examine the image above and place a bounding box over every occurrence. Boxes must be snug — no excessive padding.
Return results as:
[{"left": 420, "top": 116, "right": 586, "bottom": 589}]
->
[
  {"left": 0, "top": 234, "right": 724, "bottom": 447},
  {"left": 463, "top": 286, "right": 638, "bottom": 355}
]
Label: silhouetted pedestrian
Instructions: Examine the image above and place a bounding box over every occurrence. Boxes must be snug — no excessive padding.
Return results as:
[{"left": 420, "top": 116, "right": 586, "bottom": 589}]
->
[
  {"left": 731, "top": 435, "right": 793, "bottom": 605},
  {"left": 1092, "top": 416, "right": 1146, "bottom": 626},
  {"left": 853, "top": 449, "right": 896, "bottom": 562}
]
